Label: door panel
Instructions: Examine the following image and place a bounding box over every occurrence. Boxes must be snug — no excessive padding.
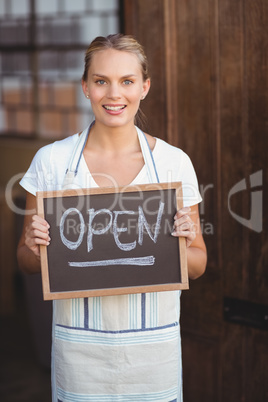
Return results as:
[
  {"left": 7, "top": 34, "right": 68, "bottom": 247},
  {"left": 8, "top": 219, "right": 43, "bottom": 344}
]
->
[{"left": 123, "top": 0, "right": 268, "bottom": 400}]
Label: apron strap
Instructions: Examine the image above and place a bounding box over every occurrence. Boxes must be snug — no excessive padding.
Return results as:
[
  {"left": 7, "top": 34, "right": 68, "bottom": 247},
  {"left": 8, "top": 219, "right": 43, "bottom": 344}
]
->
[
  {"left": 62, "top": 122, "right": 94, "bottom": 188},
  {"left": 135, "top": 126, "right": 159, "bottom": 184}
]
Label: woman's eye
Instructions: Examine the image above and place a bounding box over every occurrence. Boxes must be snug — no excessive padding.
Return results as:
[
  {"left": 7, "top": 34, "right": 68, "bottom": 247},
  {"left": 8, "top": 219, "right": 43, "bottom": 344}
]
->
[
  {"left": 96, "top": 80, "right": 106, "bottom": 85},
  {"left": 123, "top": 80, "right": 133, "bottom": 85}
]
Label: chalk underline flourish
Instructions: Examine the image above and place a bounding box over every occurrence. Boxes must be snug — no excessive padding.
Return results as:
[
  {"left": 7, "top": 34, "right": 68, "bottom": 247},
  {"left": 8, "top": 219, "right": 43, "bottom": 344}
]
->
[{"left": 68, "top": 256, "right": 155, "bottom": 268}]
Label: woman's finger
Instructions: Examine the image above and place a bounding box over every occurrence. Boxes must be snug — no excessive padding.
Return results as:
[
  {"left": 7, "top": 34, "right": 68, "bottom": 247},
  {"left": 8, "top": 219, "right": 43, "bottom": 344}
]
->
[
  {"left": 24, "top": 215, "right": 51, "bottom": 256},
  {"left": 32, "top": 214, "right": 50, "bottom": 229},
  {"left": 174, "top": 207, "right": 191, "bottom": 220},
  {"left": 25, "top": 220, "right": 50, "bottom": 239},
  {"left": 173, "top": 214, "right": 191, "bottom": 229},
  {"left": 25, "top": 235, "right": 50, "bottom": 248},
  {"left": 172, "top": 207, "right": 197, "bottom": 247}
]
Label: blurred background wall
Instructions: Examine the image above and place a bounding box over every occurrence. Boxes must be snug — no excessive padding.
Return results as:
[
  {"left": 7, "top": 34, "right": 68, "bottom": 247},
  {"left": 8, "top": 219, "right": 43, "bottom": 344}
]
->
[
  {"left": 0, "top": 0, "right": 267, "bottom": 401},
  {"left": 0, "top": 1, "right": 121, "bottom": 400},
  {"left": 0, "top": 0, "right": 120, "bottom": 302}
]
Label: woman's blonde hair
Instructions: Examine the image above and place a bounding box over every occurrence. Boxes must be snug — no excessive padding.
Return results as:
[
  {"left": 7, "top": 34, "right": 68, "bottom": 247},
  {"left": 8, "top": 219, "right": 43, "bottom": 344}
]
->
[{"left": 82, "top": 33, "right": 150, "bottom": 129}]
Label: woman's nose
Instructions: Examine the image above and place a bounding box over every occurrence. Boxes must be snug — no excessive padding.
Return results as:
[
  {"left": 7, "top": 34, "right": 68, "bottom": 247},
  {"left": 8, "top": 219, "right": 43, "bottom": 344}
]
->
[{"left": 107, "top": 83, "right": 121, "bottom": 99}]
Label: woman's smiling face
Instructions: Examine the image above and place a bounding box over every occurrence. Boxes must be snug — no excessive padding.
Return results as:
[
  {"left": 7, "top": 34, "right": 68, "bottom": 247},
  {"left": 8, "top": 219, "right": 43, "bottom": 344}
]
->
[{"left": 82, "top": 48, "right": 150, "bottom": 128}]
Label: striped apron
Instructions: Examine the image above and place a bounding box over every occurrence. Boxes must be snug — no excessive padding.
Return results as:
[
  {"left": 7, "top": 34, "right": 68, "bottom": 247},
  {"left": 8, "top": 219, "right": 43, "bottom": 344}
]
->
[{"left": 52, "top": 123, "right": 183, "bottom": 402}]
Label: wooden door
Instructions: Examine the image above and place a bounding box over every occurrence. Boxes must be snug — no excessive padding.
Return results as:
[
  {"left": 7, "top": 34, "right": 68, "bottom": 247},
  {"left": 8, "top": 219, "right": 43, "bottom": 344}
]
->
[{"left": 122, "top": 0, "right": 268, "bottom": 401}]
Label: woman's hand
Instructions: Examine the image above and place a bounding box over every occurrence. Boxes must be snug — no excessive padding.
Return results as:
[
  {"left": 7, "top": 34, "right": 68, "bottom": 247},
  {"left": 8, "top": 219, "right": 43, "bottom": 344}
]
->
[
  {"left": 25, "top": 214, "right": 50, "bottom": 258},
  {"left": 17, "top": 193, "right": 49, "bottom": 274},
  {"left": 172, "top": 204, "right": 207, "bottom": 279},
  {"left": 172, "top": 207, "right": 196, "bottom": 248}
]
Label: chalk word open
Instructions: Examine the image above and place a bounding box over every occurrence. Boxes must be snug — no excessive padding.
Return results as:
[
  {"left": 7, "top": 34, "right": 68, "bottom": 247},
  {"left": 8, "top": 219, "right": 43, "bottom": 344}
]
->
[{"left": 59, "top": 201, "right": 165, "bottom": 268}]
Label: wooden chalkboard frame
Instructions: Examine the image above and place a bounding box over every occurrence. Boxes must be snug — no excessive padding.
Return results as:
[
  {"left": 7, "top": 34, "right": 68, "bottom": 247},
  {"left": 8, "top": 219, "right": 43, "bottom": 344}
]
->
[{"left": 37, "top": 182, "right": 188, "bottom": 300}]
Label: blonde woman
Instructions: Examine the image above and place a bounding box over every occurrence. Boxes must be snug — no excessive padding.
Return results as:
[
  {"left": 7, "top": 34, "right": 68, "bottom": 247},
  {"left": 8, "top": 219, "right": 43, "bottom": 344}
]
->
[{"left": 18, "top": 34, "right": 207, "bottom": 401}]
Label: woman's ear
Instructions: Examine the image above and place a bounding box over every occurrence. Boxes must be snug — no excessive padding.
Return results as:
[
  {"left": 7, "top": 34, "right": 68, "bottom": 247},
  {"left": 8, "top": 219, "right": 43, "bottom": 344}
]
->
[
  {"left": 141, "top": 78, "right": 151, "bottom": 100},
  {"left": 81, "top": 79, "right": 89, "bottom": 98}
]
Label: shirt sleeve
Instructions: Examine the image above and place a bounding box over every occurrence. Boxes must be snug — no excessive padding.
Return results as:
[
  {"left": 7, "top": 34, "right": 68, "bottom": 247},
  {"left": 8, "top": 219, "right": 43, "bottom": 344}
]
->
[
  {"left": 20, "top": 144, "right": 53, "bottom": 196},
  {"left": 180, "top": 151, "right": 202, "bottom": 208}
]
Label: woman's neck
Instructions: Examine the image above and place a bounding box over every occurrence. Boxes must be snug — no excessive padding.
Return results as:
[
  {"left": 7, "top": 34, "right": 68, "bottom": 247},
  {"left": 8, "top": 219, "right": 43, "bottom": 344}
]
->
[{"left": 86, "top": 121, "right": 140, "bottom": 154}]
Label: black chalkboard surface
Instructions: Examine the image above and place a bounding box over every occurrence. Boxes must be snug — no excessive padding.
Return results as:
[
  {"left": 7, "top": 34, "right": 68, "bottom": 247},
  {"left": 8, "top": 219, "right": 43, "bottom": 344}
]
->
[{"left": 37, "top": 182, "right": 188, "bottom": 300}]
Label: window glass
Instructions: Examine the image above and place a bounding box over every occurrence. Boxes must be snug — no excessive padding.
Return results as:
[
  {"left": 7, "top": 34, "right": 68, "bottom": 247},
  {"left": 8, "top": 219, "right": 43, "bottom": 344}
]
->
[
  {"left": 64, "top": 0, "right": 85, "bottom": 13},
  {"left": 0, "top": 2, "right": 5, "bottom": 16},
  {"left": 92, "top": 0, "right": 118, "bottom": 12},
  {"left": 10, "top": 0, "right": 30, "bottom": 17},
  {"left": 0, "top": 0, "right": 119, "bottom": 138},
  {"left": 0, "top": 21, "right": 30, "bottom": 45},
  {"left": 35, "top": 0, "right": 58, "bottom": 15}
]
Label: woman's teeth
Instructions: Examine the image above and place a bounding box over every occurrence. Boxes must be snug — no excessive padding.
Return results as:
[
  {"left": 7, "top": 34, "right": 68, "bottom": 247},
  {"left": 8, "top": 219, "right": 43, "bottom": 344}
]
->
[{"left": 103, "top": 105, "right": 126, "bottom": 111}]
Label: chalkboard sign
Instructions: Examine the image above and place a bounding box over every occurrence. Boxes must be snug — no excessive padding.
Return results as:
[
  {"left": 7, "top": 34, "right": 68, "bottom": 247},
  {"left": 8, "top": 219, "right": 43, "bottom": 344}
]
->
[{"left": 36, "top": 182, "right": 188, "bottom": 300}]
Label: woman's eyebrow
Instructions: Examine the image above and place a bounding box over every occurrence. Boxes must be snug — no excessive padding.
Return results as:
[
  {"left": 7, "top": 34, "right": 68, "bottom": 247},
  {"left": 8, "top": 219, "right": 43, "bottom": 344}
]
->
[
  {"left": 92, "top": 74, "right": 138, "bottom": 78},
  {"left": 121, "top": 74, "right": 138, "bottom": 78}
]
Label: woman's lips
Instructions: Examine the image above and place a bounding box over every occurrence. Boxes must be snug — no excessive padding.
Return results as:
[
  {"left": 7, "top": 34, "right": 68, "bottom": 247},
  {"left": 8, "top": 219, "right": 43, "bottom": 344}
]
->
[{"left": 103, "top": 105, "right": 127, "bottom": 113}]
